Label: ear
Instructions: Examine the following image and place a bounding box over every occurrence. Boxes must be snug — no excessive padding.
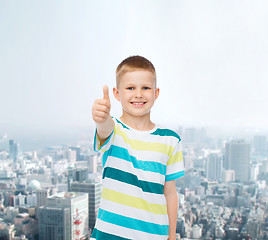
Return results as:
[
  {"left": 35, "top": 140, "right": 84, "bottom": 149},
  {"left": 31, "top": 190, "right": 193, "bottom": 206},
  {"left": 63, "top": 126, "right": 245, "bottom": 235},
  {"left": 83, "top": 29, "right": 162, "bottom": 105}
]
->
[
  {"left": 113, "top": 87, "right": 120, "bottom": 102},
  {"left": 154, "top": 88, "right": 160, "bottom": 100}
]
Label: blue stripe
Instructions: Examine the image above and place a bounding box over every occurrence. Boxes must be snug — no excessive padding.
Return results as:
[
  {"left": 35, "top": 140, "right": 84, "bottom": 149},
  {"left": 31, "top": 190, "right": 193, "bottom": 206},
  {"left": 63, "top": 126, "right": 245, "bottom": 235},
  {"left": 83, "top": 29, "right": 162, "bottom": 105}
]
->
[
  {"left": 109, "top": 145, "right": 166, "bottom": 175},
  {"left": 97, "top": 208, "right": 169, "bottom": 235},
  {"left": 165, "top": 170, "right": 185, "bottom": 181},
  {"left": 151, "top": 128, "right": 181, "bottom": 141},
  {"left": 102, "top": 150, "right": 109, "bottom": 167}
]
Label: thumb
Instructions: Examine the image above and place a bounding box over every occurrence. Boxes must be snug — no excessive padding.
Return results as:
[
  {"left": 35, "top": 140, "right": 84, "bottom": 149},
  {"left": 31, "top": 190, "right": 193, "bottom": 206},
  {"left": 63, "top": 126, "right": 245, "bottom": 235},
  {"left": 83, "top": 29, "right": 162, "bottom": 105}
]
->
[{"left": 103, "top": 85, "right": 110, "bottom": 101}]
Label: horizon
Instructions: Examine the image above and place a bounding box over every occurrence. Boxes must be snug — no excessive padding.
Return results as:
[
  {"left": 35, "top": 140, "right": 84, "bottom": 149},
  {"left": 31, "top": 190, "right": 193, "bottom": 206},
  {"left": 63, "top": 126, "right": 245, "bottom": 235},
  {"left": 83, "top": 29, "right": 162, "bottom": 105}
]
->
[{"left": 1, "top": 123, "right": 267, "bottom": 152}]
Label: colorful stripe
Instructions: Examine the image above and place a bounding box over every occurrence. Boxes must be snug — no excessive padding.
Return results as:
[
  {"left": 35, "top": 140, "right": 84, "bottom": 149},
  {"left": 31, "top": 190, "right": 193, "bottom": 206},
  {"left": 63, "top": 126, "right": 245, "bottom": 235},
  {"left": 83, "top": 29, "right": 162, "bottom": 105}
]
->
[
  {"left": 151, "top": 128, "right": 181, "bottom": 141},
  {"left": 97, "top": 208, "right": 169, "bottom": 235},
  {"left": 167, "top": 151, "right": 183, "bottom": 165},
  {"left": 91, "top": 228, "right": 131, "bottom": 240},
  {"left": 94, "top": 129, "right": 115, "bottom": 152},
  {"left": 102, "top": 188, "right": 167, "bottom": 215},
  {"left": 103, "top": 167, "right": 164, "bottom": 194},
  {"left": 115, "top": 125, "right": 174, "bottom": 155},
  {"left": 115, "top": 118, "right": 130, "bottom": 130},
  {"left": 108, "top": 145, "right": 166, "bottom": 175},
  {"left": 165, "top": 170, "right": 185, "bottom": 181}
]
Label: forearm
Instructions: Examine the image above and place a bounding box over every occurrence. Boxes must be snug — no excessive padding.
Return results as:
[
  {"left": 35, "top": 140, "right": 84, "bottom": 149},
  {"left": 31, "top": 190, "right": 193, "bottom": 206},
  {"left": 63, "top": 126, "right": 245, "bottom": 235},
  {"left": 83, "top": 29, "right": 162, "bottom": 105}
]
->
[
  {"left": 164, "top": 180, "right": 178, "bottom": 240},
  {"left": 96, "top": 115, "right": 114, "bottom": 145},
  {"left": 166, "top": 193, "right": 178, "bottom": 239}
]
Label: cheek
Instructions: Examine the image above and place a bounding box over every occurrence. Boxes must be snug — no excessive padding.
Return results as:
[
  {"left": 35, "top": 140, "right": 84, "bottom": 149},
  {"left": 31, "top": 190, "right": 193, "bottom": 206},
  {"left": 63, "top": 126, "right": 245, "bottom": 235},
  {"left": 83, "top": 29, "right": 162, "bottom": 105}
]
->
[
  {"left": 122, "top": 92, "right": 132, "bottom": 99},
  {"left": 147, "top": 93, "right": 155, "bottom": 100},
  {"left": 120, "top": 93, "right": 129, "bottom": 103}
]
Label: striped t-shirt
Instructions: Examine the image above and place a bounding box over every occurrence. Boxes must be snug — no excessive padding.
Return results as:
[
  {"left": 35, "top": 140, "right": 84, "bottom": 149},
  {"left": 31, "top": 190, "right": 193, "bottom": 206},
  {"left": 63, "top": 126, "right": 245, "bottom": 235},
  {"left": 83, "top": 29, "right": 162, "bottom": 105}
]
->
[{"left": 90, "top": 118, "right": 184, "bottom": 240}]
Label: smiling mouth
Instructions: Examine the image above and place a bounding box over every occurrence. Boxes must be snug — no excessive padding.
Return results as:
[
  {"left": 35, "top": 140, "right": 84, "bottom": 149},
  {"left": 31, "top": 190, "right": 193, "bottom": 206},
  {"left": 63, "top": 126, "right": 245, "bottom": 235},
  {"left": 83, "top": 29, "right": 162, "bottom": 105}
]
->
[{"left": 131, "top": 102, "right": 146, "bottom": 106}]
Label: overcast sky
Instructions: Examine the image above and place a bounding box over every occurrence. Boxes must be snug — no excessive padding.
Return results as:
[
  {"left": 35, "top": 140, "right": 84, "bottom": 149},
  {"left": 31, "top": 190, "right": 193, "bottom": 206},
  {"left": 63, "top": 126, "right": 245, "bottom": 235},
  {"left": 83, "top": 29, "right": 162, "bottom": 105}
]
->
[{"left": 1, "top": 0, "right": 268, "bottom": 140}]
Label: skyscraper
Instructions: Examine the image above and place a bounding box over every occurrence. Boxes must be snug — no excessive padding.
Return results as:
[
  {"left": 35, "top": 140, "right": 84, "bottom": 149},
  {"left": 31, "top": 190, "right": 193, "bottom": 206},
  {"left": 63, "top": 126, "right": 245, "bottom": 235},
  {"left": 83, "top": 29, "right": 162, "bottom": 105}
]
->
[
  {"left": 253, "top": 135, "right": 267, "bottom": 155},
  {"left": 67, "top": 149, "right": 77, "bottom": 163},
  {"left": 9, "top": 140, "right": 19, "bottom": 162},
  {"left": 206, "top": 153, "right": 223, "bottom": 181},
  {"left": 69, "top": 146, "right": 81, "bottom": 161},
  {"left": 225, "top": 140, "right": 250, "bottom": 182},
  {"left": 39, "top": 207, "right": 71, "bottom": 240},
  {"left": 39, "top": 192, "right": 89, "bottom": 240},
  {"left": 70, "top": 181, "right": 101, "bottom": 231},
  {"left": 37, "top": 189, "right": 50, "bottom": 207},
  {"left": 67, "top": 168, "right": 89, "bottom": 191}
]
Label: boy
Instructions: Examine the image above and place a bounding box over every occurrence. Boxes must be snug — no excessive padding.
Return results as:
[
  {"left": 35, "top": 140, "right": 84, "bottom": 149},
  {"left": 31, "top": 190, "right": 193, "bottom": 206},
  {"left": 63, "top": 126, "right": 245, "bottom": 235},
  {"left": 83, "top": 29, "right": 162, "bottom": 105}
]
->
[{"left": 91, "top": 56, "right": 184, "bottom": 240}]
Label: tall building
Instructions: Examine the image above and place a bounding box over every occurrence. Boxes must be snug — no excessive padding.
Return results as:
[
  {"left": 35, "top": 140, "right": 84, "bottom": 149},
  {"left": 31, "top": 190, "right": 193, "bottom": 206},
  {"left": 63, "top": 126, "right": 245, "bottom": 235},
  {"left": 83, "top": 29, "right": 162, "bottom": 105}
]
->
[
  {"left": 39, "top": 207, "right": 71, "bottom": 240},
  {"left": 67, "top": 168, "right": 89, "bottom": 191},
  {"left": 67, "top": 149, "right": 77, "bottom": 163},
  {"left": 225, "top": 140, "right": 250, "bottom": 182},
  {"left": 249, "top": 163, "right": 260, "bottom": 182},
  {"left": 246, "top": 218, "right": 260, "bottom": 239},
  {"left": 206, "top": 153, "right": 223, "bottom": 181},
  {"left": 69, "top": 146, "right": 81, "bottom": 161},
  {"left": 39, "top": 192, "right": 89, "bottom": 240},
  {"left": 9, "top": 140, "right": 19, "bottom": 162},
  {"left": 70, "top": 181, "right": 101, "bottom": 231},
  {"left": 260, "top": 159, "right": 268, "bottom": 174},
  {"left": 253, "top": 136, "right": 267, "bottom": 155},
  {"left": 176, "top": 217, "right": 185, "bottom": 236},
  {"left": 37, "top": 189, "right": 50, "bottom": 207},
  {"left": 88, "top": 154, "right": 98, "bottom": 174}
]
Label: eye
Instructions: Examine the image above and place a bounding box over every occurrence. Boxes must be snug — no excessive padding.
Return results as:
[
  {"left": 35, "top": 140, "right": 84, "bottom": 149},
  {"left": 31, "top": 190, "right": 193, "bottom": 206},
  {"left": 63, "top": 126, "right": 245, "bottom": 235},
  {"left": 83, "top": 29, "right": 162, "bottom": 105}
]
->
[
  {"left": 143, "top": 87, "right": 150, "bottom": 90},
  {"left": 127, "top": 87, "right": 134, "bottom": 90}
]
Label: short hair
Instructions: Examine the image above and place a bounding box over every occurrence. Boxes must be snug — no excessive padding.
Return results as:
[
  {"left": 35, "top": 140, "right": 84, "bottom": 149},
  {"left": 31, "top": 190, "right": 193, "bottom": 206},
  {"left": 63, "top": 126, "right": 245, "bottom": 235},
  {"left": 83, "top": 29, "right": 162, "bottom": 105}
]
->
[{"left": 116, "top": 55, "right": 156, "bottom": 87}]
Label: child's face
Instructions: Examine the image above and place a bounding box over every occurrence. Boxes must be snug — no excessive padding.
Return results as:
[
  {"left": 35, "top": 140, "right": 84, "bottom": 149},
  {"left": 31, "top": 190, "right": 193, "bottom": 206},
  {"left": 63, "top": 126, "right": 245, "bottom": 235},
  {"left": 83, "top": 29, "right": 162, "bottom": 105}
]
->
[{"left": 113, "top": 70, "right": 159, "bottom": 120}]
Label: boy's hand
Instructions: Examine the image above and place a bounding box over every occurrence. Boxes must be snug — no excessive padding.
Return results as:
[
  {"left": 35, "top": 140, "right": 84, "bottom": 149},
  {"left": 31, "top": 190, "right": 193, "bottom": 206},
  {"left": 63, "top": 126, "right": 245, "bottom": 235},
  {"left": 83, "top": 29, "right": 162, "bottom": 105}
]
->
[
  {"left": 92, "top": 85, "right": 114, "bottom": 145},
  {"left": 92, "top": 85, "right": 111, "bottom": 123}
]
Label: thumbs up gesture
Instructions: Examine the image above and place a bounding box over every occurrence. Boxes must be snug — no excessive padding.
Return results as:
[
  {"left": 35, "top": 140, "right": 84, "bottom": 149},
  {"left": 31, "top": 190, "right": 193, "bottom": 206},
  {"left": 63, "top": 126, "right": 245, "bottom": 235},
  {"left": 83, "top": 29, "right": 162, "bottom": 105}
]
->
[{"left": 92, "top": 85, "right": 111, "bottom": 124}]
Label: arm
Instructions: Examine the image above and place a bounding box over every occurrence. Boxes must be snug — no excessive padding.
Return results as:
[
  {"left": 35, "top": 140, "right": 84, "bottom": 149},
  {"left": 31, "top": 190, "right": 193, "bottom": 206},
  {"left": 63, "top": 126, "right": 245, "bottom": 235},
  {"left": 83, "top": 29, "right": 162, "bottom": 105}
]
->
[
  {"left": 92, "top": 85, "right": 114, "bottom": 146},
  {"left": 164, "top": 180, "right": 178, "bottom": 240}
]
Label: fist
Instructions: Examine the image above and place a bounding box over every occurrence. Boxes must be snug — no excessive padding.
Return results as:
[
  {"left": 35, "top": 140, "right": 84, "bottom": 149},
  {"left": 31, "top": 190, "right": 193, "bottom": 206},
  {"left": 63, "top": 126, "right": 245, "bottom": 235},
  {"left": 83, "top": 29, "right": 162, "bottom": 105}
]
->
[{"left": 92, "top": 85, "right": 111, "bottom": 123}]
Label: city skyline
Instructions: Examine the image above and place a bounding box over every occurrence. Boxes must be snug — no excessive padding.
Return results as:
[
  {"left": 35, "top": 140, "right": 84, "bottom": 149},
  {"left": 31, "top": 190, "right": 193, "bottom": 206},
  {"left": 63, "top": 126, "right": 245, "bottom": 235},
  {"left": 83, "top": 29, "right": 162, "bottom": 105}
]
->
[
  {"left": 0, "top": 120, "right": 267, "bottom": 239},
  {"left": 1, "top": 0, "right": 268, "bottom": 139}
]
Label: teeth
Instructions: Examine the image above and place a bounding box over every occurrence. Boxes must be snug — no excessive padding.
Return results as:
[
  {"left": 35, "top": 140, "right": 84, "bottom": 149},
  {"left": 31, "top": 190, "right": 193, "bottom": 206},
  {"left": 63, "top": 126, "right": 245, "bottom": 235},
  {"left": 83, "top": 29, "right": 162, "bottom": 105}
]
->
[{"left": 132, "top": 102, "right": 144, "bottom": 105}]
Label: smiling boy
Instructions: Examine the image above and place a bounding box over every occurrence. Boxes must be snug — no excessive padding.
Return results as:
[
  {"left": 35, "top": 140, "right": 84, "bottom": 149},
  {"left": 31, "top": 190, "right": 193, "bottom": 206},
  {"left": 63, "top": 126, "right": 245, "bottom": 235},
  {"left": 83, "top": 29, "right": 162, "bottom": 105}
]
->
[{"left": 91, "top": 56, "right": 184, "bottom": 240}]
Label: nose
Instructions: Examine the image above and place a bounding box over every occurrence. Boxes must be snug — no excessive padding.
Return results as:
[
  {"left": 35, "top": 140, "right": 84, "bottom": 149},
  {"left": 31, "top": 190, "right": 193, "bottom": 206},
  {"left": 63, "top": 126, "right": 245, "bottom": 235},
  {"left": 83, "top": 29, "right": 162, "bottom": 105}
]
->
[{"left": 135, "top": 88, "right": 142, "bottom": 98}]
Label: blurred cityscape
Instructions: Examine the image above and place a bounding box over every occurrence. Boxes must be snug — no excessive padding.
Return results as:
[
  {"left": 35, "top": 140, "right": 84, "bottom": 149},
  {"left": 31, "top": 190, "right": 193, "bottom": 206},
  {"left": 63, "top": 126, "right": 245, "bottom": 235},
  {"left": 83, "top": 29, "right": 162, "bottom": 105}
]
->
[{"left": 0, "top": 126, "right": 267, "bottom": 240}]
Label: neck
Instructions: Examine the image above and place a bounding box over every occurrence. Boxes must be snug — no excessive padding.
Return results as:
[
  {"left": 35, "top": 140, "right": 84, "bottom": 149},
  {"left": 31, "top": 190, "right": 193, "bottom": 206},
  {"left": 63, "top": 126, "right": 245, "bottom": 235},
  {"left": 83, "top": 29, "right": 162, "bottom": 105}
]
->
[{"left": 120, "top": 113, "right": 155, "bottom": 131}]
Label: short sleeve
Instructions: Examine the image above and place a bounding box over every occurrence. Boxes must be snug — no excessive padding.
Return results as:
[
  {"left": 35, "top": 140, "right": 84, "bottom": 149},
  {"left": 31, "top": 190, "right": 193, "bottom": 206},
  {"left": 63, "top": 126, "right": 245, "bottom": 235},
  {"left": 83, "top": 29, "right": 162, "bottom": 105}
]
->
[
  {"left": 93, "top": 117, "right": 117, "bottom": 153},
  {"left": 93, "top": 129, "right": 115, "bottom": 152},
  {"left": 165, "top": 141, "right": 185, "bottom": 181}
]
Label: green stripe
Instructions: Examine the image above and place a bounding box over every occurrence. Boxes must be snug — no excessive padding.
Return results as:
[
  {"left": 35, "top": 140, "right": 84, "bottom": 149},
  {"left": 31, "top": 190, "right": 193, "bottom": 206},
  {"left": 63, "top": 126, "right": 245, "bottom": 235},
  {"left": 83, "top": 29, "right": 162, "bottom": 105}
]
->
[
  {"left": 91, "top": 228, "right": 131, "bottom": 240},
  {"left": 103, "top": 167, "right": 164, "bottom": 194},
  {"left": 151, "top": 128, "right": 181, "bottom": 141}
]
